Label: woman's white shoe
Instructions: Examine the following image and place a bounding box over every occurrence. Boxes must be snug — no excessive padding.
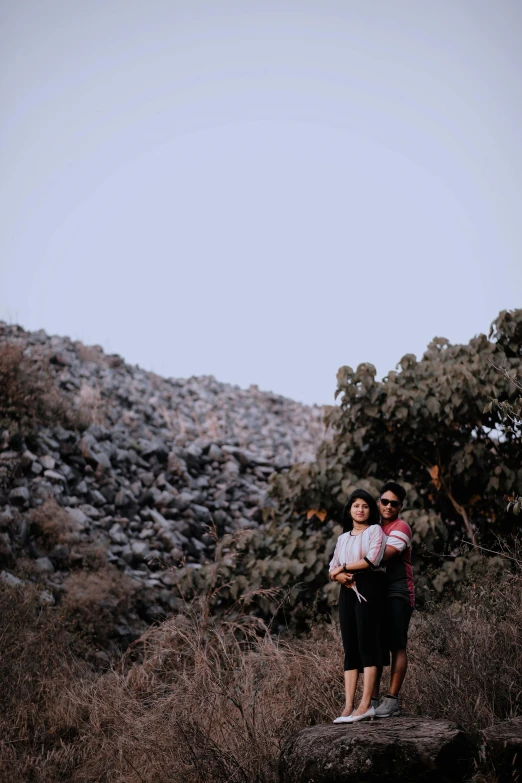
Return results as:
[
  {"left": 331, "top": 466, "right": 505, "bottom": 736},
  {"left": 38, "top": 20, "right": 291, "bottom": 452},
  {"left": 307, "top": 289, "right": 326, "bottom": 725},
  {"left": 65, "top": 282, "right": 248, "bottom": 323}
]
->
[
  {"left": 344, "top": 706, "right": 375, "bottom": 723},
  {"left": 333, "top": 713, "right": 353, "bottom": 723}
]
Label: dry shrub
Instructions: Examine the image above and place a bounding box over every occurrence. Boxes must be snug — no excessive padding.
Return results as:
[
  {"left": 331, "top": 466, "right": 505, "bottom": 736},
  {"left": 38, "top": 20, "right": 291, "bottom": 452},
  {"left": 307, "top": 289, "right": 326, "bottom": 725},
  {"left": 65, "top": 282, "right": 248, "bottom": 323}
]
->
[
  {"left": 0, "top": 341, "right": 76, "bottom": 435},
  {"left": 2, "top": 559, "right": 521, "bottom": 782},
  {"left": 60, "top": 567, "right": 140, "bottom": 659},
  {"left": 75, "top": 343, "right": 107, "bottom": 365},
  {"left": 74, "top": 383, "right": 106, "bottom": 428},
  {"left": 61, "top": 599, "right": 342, "bottom": 783},
  {"left": 404, "top": 560, "right": 522, "bottom": 734},
  {"left": 29, "top": 499, "right": 77, "bottom": 548},
  {"left": 0, "top": 582, "right": 91, "bottom": 783}
]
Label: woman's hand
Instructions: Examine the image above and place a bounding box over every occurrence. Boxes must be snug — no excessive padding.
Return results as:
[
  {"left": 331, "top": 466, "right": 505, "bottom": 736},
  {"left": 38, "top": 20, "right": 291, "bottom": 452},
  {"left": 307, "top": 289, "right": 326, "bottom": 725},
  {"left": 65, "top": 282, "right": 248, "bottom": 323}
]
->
[{"left": 335, "top": 573, "right": 354, "bottom": 586}]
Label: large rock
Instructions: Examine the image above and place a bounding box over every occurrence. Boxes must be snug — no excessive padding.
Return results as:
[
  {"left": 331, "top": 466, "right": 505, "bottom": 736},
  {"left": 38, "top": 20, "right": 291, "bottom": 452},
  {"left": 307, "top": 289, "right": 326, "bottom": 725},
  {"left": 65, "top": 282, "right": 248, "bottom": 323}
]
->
[
  {"left": 279, "top": 718, "right": 475, "bottom": 783},
  {"left": 482, "top": 717, "right": 522, "bottom": 779}
]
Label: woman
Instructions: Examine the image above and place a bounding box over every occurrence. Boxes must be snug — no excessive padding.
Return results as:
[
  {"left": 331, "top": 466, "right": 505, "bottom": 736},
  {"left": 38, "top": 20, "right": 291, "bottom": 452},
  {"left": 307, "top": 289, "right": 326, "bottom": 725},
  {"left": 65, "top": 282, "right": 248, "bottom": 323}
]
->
[{"left": 329, "top": 488, "right": 388, "bottom": 723}]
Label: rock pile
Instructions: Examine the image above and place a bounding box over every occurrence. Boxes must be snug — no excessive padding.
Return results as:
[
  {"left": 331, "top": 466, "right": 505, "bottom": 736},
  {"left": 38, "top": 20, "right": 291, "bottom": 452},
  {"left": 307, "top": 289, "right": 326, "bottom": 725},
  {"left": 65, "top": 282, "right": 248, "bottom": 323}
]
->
[{"left": 0, "top": 322, "right": 325, "bottom": 624}]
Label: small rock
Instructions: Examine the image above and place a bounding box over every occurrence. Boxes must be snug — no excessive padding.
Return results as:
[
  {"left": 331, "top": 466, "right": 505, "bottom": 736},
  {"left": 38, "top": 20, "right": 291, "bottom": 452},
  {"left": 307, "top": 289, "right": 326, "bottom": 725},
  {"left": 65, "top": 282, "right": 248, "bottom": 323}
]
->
[
  {"left": 39, "top": 590, "right": 55, "bottom": 605},
  {"left": 90, "top": 489, "right": 107, "bottom": 506},
  {"left": 0, "top": 507, "right": 14, "bottom": 526},
  {"left": 130, "top": 540, "right": 150, "bottom": 559},
  {"left": 140, "top": 472, "right": 154, "bottom": 487},
  {"left": 21, "top": 449, "right": 38, "bottom": 467},
  {"left": 44, "top": 469, "right": 67, "bottom": 483},
  {"left": 35, "top": 556, "right": 55, "bottom": 574},
  {"left": 79, "top": 504, "right": 101, "bottom": 519},
  {"left": 40, "top": 455, "right": 56, "bottom": 470},
  {"left": 207, "top": 444, "right": 223, "bottom": 461},
  {"left": 94, "top": 451, "right": 112, "bottom": 470},
  {"left": 192, "top": 504, "right": 211, "bottom": 523},
  {"left": 0, "top": 570, "right": 23, "bottom": 587},
  {"left": 0, "top": 450, "right": 20, "bottom": 461},
  {"left": 66, "top": 507, "right": 89, "bottom": 527},
  {"left": 174, "top": 491, "right": 193, "bottom": 512},
  {"left": 109, "top": 523, "right": 128, "bottom": 545},
  {"left": 8, "top": 486, "right": 30, "bottom": 506},
  {"left": 159, "top": 570, "right": 178, "bottom": 586},
  {"left": 223, "top": 460, "right": 240, "bottom": 477},
  {"left": 148, "top": 508, "right": 168, "bottom": 527}
]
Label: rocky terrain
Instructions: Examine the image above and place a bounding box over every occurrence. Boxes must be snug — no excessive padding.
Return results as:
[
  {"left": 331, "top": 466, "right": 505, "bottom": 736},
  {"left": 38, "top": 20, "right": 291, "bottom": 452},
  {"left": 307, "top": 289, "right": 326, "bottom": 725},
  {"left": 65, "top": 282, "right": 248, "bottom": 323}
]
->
[{"left": 0, "top": 322, "right": 325, "bottom": 634}]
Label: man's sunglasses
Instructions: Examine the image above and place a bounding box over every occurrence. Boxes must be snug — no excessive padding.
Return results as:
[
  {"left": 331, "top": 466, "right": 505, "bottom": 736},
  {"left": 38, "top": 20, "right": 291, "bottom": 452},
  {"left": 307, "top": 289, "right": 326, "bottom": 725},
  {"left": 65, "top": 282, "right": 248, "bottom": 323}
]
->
[{"left": 379, "top": 498, "right": 401, "bottom": 508}]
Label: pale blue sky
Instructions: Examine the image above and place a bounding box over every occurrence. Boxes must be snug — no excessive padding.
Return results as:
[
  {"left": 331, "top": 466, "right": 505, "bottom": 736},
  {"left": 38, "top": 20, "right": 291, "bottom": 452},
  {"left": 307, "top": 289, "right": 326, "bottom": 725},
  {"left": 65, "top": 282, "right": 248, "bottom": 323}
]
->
[{"left": 1, "top": 1, "right": 521, "bottom": 404}]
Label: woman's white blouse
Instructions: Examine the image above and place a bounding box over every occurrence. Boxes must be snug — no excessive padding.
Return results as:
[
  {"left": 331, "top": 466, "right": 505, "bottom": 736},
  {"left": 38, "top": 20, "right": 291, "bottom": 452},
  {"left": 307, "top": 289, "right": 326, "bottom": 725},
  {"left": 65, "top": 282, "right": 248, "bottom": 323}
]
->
[{"left": 329, "top": 525, "right": 386, "bottom": 570}]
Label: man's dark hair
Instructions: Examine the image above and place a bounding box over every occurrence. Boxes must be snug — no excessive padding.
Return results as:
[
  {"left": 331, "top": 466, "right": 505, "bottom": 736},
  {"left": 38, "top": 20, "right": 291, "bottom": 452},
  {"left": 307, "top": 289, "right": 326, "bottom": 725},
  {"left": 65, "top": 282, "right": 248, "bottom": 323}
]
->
[
  {"left": 342, "top": 488, "right": 380, "bottom": 531},
  {"left": 379, "top": 481, "right": 406, "bottom": 504}
]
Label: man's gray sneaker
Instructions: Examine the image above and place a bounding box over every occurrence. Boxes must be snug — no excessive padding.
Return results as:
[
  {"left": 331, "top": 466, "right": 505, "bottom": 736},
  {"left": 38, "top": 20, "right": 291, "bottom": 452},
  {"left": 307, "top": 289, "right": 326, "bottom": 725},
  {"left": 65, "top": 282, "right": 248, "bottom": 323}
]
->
[
  {"left": 374, "top": 696, "right": 401, "bottom": 718},
  {"left": 370, "top": 697, "right": 381, "bottom": 710}
]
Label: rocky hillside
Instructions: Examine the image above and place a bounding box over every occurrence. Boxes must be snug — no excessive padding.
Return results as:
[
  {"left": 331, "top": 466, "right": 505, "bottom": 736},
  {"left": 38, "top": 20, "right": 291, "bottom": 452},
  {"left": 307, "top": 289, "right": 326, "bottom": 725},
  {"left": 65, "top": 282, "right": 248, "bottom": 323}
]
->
[{"left": 0, "top": 322, "right": 325, "bottom": 639}]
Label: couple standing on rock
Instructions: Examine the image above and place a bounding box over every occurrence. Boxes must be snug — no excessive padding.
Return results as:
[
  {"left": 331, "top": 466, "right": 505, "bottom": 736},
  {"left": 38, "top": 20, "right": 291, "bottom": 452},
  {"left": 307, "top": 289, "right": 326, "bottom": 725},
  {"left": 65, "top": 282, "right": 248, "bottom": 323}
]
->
[{"left": 328, "top": 481, "right": 414, "bottom": 724}]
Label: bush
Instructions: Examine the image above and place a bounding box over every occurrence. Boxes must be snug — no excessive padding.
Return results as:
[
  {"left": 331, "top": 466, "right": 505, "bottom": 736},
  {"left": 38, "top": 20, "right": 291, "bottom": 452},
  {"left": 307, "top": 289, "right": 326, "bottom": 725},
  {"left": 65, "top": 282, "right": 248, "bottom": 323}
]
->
[
  {"left": 0, "top": 581, "right": 91, "bottom": 783},
  {"left": 1, "top": 558, "right": 520, "bottom": 782},
  {"left": 0, "top": 341, "right": 75, "bottom": 436},
  {"left": 404, "top": 557, "right": 522, "bottom": 734},
  {"left": 28, "top": 499, "right": 78, "bottom": 549}
]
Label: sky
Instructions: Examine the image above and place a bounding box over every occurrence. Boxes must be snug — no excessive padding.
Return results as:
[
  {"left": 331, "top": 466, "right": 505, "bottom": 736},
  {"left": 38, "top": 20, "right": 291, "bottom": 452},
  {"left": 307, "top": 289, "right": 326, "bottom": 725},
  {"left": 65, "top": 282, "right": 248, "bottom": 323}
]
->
[{"left": 1, "top": 0, "right": 521, "bottom": 405}]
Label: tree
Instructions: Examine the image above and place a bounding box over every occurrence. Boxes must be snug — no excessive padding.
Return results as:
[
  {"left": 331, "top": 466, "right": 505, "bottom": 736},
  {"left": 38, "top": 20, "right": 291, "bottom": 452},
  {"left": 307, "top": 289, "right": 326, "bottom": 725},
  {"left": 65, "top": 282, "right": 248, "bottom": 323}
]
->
[
  {"left": 320, "top": 309, "right": 522, "bottom": 546},
  {"left": 174, "top": 310, "right": 522, "bottom": 623}
]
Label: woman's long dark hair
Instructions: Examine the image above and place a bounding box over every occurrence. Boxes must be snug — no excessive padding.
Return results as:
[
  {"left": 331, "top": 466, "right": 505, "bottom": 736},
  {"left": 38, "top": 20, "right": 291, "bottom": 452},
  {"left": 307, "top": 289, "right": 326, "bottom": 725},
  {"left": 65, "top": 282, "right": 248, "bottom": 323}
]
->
[{"left": 342, "top": 488, "right": 380, "bottom": 532}]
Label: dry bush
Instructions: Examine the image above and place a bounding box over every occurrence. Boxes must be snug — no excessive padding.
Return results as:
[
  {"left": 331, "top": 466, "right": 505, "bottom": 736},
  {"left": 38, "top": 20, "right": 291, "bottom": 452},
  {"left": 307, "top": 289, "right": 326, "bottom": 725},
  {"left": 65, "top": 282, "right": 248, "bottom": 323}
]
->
[
  {"left": 29, "top": 499, "right": 78, "bottom": 548},
  {"left": 2, "top": 559, "right": 521, "bottom": 782},
  {"left": 61, "top": 599, "right": 343, "bottom": 783},
  {"left": 0, "top": 582, "right": 91, "bottom": 783},
  {"left": 74, "top": 383, "right": 106, "bottom": 428},
  {"left": 404, "top": 560, "right": 522, "bottom": 734},
  {"left": 60, "top": 567, "right": 140, "bottom": 660},
  {"left": 0, "top": 341, "right": 77, "bottom": 434},
  {"left": 75, "top": 343, "right": 107, "bottom": 365}
]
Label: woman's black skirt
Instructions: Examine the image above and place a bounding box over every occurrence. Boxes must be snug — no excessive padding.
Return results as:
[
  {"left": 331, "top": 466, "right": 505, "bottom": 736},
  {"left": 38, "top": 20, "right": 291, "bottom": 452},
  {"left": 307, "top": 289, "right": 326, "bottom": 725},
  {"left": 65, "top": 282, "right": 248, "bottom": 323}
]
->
[{"left": 338, "top": 570, "right": 390, "bottom": 672}]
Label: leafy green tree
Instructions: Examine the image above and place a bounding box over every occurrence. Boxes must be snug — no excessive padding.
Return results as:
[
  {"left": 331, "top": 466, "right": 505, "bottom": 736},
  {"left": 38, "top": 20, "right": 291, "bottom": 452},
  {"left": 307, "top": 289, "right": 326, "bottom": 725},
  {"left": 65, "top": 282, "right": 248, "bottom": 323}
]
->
[
  {"left": 319, "top": 309, "right": 522, "bottom": 546},
  {"left": 484, "top": 359, "right": 522, "bottom": 516},
  {"left": 175, "top": 310, "right": 522, "bottom": 623}
]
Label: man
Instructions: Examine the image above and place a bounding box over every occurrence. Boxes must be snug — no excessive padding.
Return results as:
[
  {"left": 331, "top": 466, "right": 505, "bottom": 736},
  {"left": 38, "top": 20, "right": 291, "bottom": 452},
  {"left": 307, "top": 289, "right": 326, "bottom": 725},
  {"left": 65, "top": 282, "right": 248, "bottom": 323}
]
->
[{"left": 372, "top": 481, "right": 414, "bottom": 718}]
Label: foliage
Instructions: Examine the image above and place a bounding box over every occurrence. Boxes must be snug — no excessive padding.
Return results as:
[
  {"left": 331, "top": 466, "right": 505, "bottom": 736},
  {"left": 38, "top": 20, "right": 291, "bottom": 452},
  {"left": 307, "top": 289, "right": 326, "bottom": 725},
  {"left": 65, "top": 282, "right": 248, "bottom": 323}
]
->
[
  {"left": 1, "top": 556, "right": 521, "bottom": 782},
  {"left": 321, "top": 308, "right": 522, "bottom": 547},
  {"left": 0, "top": 339, "right": 76, "bottom": 437},
  {"left": 484, "top": 358, "right": 522, "bottom": 515},
  {"left": 173, "top": 310, "right": 522, "bottom": 622}
]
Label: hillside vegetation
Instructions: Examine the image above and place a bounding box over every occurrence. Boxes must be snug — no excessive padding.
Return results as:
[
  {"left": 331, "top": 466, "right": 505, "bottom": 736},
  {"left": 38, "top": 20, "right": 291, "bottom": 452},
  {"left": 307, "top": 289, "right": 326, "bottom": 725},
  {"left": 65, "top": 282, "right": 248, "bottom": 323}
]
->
[
  {"left": 175, "top": 309, "right": 522, "bottom": 625},
  {"left": 0, "top": 310, "right": 521, "bottom": 782}
]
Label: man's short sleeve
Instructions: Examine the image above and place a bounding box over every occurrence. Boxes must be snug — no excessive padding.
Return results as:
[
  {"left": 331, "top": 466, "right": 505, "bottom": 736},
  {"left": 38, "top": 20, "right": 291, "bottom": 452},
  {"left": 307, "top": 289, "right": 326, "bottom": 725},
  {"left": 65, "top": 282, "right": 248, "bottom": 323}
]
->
[{"left": 386, "top": 520, "right": 412, "bottom": 553}]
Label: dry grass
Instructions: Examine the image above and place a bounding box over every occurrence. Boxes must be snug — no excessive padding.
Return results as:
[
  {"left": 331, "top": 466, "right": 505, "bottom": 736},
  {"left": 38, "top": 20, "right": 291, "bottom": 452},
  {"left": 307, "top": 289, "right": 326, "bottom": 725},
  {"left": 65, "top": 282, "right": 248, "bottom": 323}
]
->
[
  {"left": 0, "top": 582, "right": 91, "bottom": 783},
  {"left": 0, "top": 340, "right": 105, "bottom": 436},
  {"left": 29, "top": 499, "right": 78, "bottom": 548},
  {"left": 404, "top": 563, "right": 522, "bottom": 734},
  {"left": 1, "top": 559, "right": 520, "bottom": 782},
  {"left": 0, "top": 341, "right": 76, "bottom": 435},
  {"left": 75, "top": 383, "right": 106, "bottom": 428},
  {"left": 60, "top": 568, "right": 140, "bottom": 659}
]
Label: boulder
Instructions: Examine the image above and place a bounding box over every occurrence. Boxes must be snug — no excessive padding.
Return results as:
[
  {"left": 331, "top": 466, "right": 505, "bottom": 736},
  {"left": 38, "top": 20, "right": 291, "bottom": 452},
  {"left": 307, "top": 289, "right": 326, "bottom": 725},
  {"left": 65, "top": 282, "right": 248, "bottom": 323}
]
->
[
  {"left": 482, "top": 717, "right": 522, "bottom": 779},
  {"left": 279, "top": 718, "right": 476, "bottom": 783}
]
